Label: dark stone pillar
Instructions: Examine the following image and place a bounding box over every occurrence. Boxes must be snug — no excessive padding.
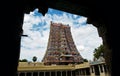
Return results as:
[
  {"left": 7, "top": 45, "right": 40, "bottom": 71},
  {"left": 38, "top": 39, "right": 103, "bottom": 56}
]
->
[
  {"left": 0, "top": 1, "right": 25, "bottom": 76},
  {"left": 97, "top": 25, "right": 112, "bottom": 75}
]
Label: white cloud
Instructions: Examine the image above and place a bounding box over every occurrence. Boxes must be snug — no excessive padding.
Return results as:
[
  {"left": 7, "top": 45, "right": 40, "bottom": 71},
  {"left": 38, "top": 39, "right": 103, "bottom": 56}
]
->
[
  {"left": 20, "top": 47, "right": 45, "bottom": 62},
  {"left": 78, "top": 17, "right": 87, "bottom": 23},
  {"left": 71, "top": 24, "right": 102, "bottom": 60},
  {"left": 20, "top": 8, "right": 102, "bottom": 62}
]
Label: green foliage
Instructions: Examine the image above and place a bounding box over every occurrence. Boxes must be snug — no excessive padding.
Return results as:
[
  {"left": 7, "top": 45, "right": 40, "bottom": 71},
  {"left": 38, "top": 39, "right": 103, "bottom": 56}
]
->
[
  {"left": 83, "top": 59, "right": 88, "bottom": 62},
  {"left": 93, "top": 45, "right": 105, "bottom": 59},
  {"left": 32, "top": 56, "right": 37, "bottom": 62},
  {"left": 19, "top": 59, "right": 28, "bottom": 62}
]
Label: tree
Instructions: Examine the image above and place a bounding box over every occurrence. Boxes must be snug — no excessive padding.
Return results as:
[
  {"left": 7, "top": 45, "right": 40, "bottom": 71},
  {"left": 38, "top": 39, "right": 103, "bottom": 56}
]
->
[
  {"left": 19, "top": 59, "right": 28, "bottom": 62},
  {"left": 83, "top": 59, "right": 88, "bottom": 62},
  {"left": 32, "top": 56, "right": 37, "bottom": 62},
  {"left": 93, "top": 45, "right": 105, "bottom": 59}
]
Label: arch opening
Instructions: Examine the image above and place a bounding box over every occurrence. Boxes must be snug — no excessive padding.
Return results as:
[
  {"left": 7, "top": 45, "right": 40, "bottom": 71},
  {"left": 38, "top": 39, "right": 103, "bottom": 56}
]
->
[{"left": 20, "top": 8, "right": 102, "bottom": 63}]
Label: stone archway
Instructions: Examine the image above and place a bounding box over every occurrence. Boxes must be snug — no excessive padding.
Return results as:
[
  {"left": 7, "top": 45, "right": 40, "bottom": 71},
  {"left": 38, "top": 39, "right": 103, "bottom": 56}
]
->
[{"left": 1, "top": 0, "right": 113, "bottom": 76}]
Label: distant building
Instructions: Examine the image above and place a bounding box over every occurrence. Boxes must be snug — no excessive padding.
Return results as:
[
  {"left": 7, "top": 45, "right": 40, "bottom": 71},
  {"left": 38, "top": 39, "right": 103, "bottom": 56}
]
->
[
  {"left": 18, "top": 60, "right": 110, "bottom": 76},
  {"left": 42, "top": 22, "right": 83, "bottom": 65}
]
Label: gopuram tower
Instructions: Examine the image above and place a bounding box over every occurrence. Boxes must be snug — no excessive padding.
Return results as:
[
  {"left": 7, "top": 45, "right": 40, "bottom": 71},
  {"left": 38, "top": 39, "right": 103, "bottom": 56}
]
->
[{"left": 42, "top": 21, "right": 83, "bottom": 65}]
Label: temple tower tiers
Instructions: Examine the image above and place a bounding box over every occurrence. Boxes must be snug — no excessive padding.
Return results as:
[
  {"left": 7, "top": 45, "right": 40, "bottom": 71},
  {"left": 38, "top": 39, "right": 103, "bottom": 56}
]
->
[{"left": 42, "top": 21, "right": 83, "bottom": 65}]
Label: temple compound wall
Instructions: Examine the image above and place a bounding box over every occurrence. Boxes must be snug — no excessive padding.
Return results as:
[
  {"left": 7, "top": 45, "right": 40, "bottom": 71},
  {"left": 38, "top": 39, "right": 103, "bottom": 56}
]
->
[{"left": 17, "top": 61, "right": 110, "bottom": 76}]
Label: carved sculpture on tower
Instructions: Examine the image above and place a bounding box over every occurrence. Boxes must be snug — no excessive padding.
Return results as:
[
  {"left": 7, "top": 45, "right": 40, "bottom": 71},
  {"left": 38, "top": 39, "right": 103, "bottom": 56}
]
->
[{"left": 42, "top": 21, "right": 84, "bottom": 65}]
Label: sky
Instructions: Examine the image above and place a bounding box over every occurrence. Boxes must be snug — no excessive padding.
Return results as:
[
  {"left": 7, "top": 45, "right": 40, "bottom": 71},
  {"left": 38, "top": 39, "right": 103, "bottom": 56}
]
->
[{"left": 20, "top": 8, "right": 102, "bottom": 62}]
